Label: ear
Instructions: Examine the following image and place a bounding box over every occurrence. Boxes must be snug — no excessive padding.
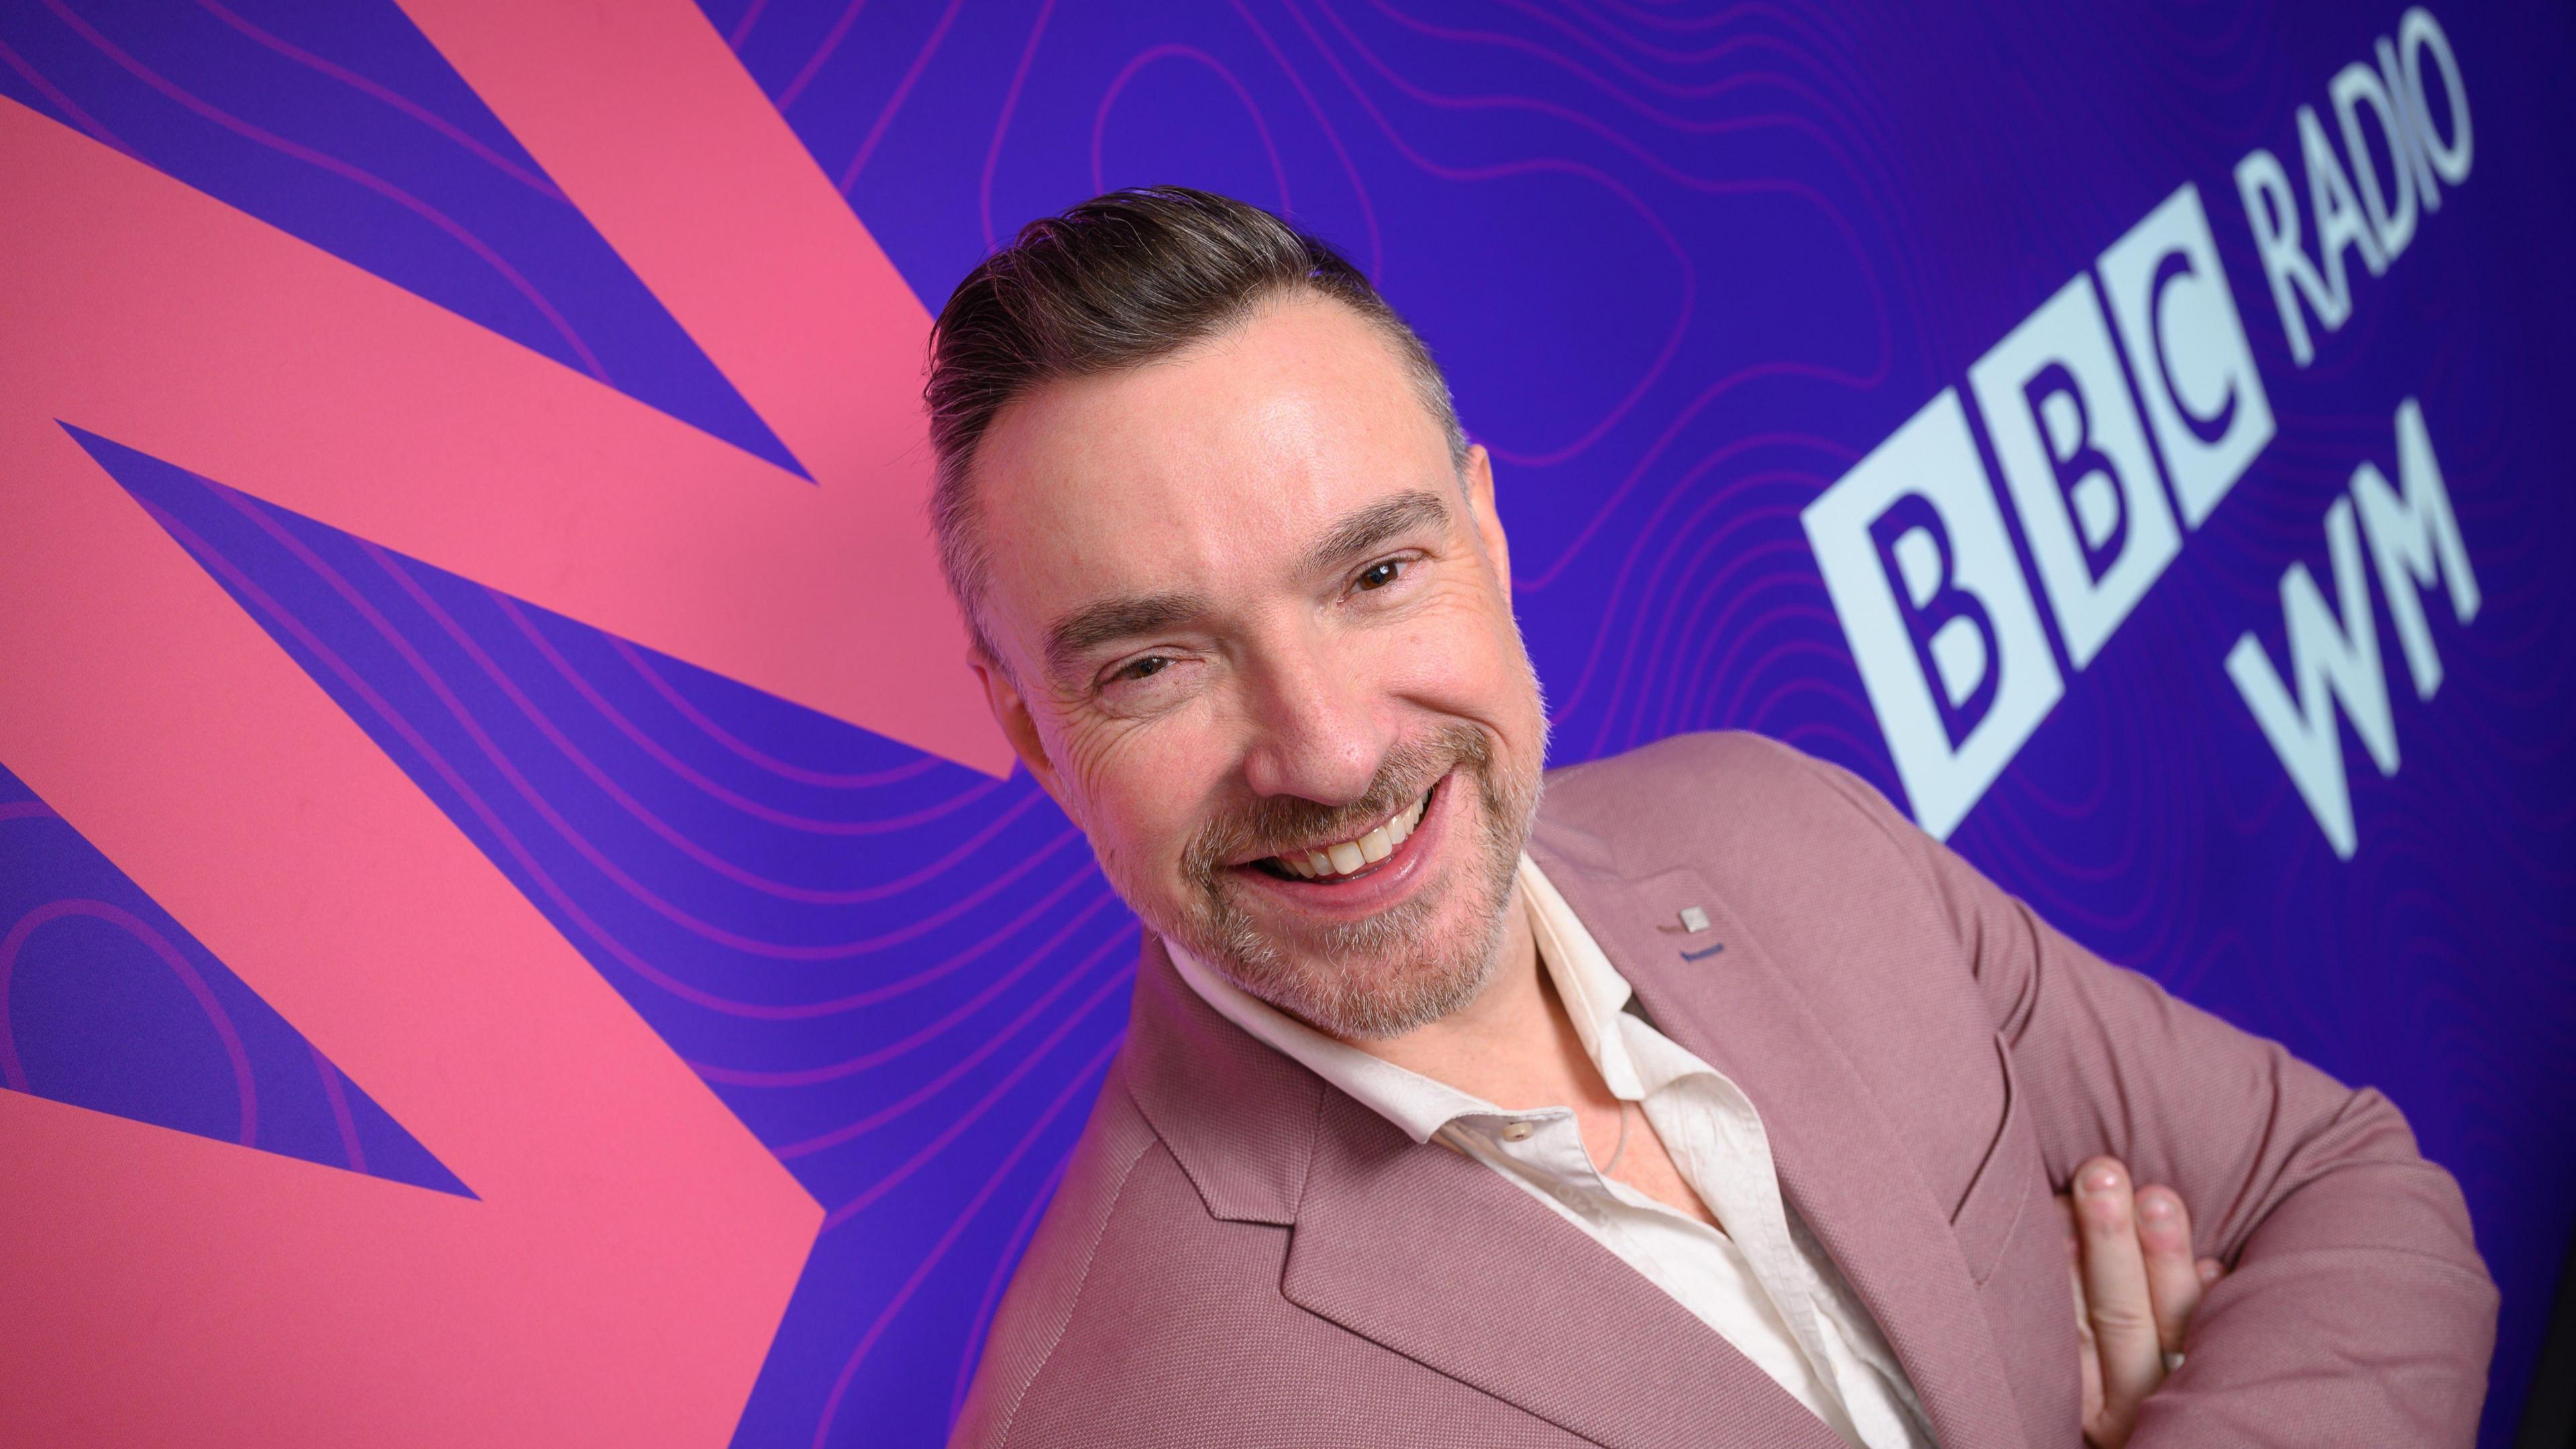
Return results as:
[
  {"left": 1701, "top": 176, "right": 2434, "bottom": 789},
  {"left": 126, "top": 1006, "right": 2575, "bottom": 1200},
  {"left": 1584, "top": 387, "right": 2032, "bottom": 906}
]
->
[
  {"left": 1460, "top": 443, "right": 1512, "bottom": 601},
  {"left": 969, "top": 647, "right": 1075, "bottom": 816}
]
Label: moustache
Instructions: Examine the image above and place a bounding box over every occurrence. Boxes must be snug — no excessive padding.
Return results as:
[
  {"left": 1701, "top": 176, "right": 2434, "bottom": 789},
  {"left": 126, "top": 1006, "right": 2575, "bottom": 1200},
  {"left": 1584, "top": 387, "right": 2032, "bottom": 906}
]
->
[{"left": 1180, "top": 725, "right": 1495, "bottom": 882}]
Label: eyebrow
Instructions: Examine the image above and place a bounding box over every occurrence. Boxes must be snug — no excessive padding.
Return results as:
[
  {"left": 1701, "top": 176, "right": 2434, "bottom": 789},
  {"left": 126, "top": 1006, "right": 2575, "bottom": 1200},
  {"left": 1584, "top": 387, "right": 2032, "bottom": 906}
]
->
[
  {"left": 1039, "top": 489, "right": 1456, "bottom": 682},
  {"left": 1299, "top": 488, "right": 1453, "bottom": 578},
  {"left": 1044, "top": 591, "right": 1210, "bottom": 680}
]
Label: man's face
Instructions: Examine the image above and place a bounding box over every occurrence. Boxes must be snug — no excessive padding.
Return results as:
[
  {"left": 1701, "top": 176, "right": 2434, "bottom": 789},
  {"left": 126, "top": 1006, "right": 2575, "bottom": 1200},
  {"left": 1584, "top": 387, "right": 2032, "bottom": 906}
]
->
[{"left": 968, "top": 294, "right": 1548, "bottom": 1040}]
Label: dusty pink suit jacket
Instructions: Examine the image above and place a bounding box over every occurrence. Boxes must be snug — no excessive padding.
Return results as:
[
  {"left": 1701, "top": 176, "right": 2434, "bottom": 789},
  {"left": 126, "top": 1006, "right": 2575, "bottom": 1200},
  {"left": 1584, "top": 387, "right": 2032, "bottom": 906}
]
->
[{"left": 950, "top": 733, "right": 2497, "bottom": 1448}]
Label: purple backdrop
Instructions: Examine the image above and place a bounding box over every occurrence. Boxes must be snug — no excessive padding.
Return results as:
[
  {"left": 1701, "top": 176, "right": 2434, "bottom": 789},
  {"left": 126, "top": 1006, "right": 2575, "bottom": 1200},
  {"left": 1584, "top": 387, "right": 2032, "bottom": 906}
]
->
[{"left": 1, "top": 1, "right": 2569, "bottom": 1444}]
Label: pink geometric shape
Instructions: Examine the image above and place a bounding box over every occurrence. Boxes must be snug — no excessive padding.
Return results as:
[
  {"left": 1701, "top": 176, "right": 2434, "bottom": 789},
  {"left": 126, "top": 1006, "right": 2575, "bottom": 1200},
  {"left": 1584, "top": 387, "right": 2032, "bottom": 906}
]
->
[
  {"left": 0, "top": 82, "right": 1006, "bottom": 778},
  {"left": 0, "top": 0, "right": 1038, "bottom": 1436},
  {"left": 0, "top": 401, "right": 822, "bottom": 1445}
]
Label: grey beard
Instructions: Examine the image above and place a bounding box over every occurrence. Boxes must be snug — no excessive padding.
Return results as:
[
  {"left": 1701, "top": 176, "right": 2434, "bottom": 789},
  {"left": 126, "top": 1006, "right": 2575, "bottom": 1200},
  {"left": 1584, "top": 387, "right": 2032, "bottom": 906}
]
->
[{"left": 1153, "top": 721, "right": 1542, "bottom": 1041}]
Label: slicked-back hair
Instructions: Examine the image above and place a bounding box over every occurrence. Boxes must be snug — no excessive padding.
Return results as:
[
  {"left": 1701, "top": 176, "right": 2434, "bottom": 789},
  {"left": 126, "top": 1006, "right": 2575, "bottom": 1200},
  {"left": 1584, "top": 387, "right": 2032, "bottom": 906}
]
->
[{"left": 924, "top": 186, "right": 1468, "bottom": 670}]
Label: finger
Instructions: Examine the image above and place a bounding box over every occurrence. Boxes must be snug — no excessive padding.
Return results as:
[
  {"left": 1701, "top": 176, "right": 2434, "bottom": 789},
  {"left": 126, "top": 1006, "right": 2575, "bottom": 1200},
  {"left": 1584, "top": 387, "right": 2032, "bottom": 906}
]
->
[
  {"left": 2056, "top": 1193, "right": 2105, "bottom": 1425},
  {"left": 2056, "top": 1193, "right": 2094, "bottom": 1342},
  {"left": 2197, "top": 1258, "right": 2224, "bottom": 1285},
  {"left": 2135, "top": 1185, "right": 2203, "bottom": 1356},
  {"left": 2074, "top": 1158, "right": 2162, "bottom": 1432}
]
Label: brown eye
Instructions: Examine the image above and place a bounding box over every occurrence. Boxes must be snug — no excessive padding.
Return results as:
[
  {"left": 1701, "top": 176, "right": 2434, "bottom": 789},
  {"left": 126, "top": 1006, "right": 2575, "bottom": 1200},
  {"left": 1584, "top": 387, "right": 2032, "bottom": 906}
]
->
[
  {"left": 1356, "top": 559, "right": 1402, "bottom": 591},
  {"left": 1116, "top": 656, "right": 1169, "bottom": 682}
]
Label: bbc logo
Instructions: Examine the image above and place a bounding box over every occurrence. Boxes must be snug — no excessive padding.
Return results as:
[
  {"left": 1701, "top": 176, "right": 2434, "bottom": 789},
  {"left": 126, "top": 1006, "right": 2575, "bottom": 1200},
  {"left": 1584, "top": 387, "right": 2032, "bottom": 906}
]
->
[{"left": 1803, "top": 184, "right": 2275, "bottom": 839}]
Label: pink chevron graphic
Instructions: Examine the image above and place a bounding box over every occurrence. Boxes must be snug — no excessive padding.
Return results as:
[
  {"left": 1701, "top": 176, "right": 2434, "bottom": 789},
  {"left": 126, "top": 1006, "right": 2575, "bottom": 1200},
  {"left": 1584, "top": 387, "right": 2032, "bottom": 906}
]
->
[
  {"left": 0, "top": 5, "right": 1006, "bottom": 782},
  {"left": 0, "top": 0, "right": 1006, "bottom": 1440}
]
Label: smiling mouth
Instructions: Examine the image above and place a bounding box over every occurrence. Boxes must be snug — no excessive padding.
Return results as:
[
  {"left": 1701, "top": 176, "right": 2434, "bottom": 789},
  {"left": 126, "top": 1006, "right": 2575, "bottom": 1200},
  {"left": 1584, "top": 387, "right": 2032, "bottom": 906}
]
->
[{"left": 1248, "top": 783, "right": 1437, "bottom": 883}]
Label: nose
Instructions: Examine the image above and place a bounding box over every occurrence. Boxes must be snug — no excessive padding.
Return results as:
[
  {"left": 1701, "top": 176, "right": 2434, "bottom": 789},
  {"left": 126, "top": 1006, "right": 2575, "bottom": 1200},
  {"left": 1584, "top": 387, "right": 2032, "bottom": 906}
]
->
[{"left": 1237, "top": 621, "right": 1394, "bottom": 806}]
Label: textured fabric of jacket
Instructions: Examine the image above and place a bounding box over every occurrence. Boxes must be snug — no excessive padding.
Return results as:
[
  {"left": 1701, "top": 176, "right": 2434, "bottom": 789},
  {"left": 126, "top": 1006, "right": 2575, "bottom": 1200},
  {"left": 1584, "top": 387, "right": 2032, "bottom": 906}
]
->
[{"left": 949, "top": 731, "right": 2498, "bottom": 1449}]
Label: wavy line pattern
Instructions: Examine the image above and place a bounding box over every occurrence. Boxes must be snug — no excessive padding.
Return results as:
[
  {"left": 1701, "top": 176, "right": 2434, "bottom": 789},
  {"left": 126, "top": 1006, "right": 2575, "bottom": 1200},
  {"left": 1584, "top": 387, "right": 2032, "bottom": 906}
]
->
[
  {"left": 0, "top": 763, "right": 472, "bottom": 1197},
  {"left": 77, "top": 421, "right": 1137, "bottom": 1448},
  {"left": 0, "top": 0, "right": 801, "bottom": 474},
  {"left": 7, "top": 3, "right": 2575, "bottom": 1448}
]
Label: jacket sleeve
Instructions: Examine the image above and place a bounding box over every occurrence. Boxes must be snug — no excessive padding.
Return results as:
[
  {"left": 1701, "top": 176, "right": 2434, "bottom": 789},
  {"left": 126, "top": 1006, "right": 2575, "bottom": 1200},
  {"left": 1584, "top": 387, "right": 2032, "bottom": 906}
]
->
[{"left": 1793, "top": 747, "right": 2500, "bottom": 1447}]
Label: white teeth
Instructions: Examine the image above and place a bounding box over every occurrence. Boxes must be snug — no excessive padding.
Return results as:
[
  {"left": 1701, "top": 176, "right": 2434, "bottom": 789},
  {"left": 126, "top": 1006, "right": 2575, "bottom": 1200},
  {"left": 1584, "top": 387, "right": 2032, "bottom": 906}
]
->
[
  {"left": 1271, "top": 788, "right": 1435, "bottom": 879},
  {"left": 1387, "top": 793, "right": 1421, "bottom": 845}
]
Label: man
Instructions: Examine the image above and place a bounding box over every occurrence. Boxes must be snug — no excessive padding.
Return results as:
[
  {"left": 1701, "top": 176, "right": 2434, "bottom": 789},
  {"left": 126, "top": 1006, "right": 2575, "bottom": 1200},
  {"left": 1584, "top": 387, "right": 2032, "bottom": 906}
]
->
[{"left": 930, "top": 189, "right": 2495, "bottom": 1448}]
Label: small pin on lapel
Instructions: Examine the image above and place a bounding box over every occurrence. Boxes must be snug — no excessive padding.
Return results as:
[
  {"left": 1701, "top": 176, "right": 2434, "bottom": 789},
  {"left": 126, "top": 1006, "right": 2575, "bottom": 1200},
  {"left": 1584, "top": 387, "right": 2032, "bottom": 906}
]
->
[{"left": 1661, "top": 906, "right": 1723, "bottom": 958}]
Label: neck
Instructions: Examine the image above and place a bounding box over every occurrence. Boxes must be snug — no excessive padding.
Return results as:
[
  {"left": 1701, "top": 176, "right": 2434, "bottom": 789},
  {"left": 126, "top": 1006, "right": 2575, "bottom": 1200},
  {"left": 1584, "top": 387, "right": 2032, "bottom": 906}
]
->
[{"left": 1350, "top": 882, "right": 1608, "bottom": 1115}]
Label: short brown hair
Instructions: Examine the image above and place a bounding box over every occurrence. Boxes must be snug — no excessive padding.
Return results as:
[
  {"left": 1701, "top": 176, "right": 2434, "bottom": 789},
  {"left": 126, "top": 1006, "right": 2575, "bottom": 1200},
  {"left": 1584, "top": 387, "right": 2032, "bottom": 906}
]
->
[{"left": 924, "top": 186, "right": 1466, "bottom": 667}]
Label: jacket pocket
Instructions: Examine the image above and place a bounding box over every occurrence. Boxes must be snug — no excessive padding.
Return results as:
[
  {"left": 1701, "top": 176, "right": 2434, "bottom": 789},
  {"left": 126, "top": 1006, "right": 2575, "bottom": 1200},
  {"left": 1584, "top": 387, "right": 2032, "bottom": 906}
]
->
[{"left": 1949, "top": 1032, "right": 2042, "bottom": 1286}]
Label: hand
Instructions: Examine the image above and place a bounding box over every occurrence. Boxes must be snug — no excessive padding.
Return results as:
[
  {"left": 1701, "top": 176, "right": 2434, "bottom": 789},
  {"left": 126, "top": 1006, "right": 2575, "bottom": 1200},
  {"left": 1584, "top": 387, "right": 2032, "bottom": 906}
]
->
[{"left": 2058, "top": 1156, "right": 2227, "bottom": 1448}]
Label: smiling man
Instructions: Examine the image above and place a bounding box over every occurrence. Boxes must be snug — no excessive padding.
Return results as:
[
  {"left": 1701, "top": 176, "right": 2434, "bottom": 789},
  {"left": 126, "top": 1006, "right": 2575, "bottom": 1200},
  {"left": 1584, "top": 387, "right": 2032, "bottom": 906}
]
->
[{"left": 934, "top": 189, "right": 2495, "bottom": 1449}]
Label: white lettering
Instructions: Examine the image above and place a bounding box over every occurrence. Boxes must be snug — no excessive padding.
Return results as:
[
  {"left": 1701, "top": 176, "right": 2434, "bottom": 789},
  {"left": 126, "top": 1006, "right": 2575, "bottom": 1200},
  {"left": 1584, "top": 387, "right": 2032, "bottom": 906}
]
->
[
  {"left": 2226, "top": 496, "right": 2399, "bottom": 861},
  {"left": 2402, "top": 7, "right": 2472, "bottom": 184},
  {"left": 2377, "top": 36, "right": 2445, "bottom": 215},
  {"left": 2098, "top": 183, "right": 2277, "bottom": 529},
  {"left": 2332, "top": 60, "right": 2418, "bottom": 261},
  {"left": 1969, "top": 274, "right": 2181, "bottom": 667},
  {"left": 2234, "top": 15, "right": 2467, "bottom": 369},
  {"left": 2300, "top": 103, "right": 2388, "bottom": 301},
  {"left": 2353, "top": 398, "right": 2479, "bottom": 698},
  {"left": 2235, "top": 148, "right": 2332, "bottom": 367},
  {"left": 1803, "top": 392, "right": 2063, "bottom": 839}
]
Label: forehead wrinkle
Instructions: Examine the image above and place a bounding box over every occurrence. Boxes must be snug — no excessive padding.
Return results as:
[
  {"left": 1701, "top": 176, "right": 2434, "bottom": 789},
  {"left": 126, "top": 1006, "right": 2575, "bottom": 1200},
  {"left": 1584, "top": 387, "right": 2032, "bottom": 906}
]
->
[{"left": 1044, "top": 590, "right": 1211, "bottom": 679}]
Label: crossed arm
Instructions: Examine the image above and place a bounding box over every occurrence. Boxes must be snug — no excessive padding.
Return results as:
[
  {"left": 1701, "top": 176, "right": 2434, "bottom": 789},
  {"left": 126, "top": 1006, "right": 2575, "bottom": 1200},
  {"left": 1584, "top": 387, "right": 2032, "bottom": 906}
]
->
[{"left": 1803, "top": 753, "right": 2500, "bottom": 1446}]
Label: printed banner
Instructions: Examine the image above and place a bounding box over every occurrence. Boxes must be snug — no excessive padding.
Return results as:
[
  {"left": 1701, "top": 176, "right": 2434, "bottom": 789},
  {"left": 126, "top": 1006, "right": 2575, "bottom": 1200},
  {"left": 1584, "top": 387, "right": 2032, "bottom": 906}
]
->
[{"left": 0, "top": 2, "right": 2569, "bottom": 1445}]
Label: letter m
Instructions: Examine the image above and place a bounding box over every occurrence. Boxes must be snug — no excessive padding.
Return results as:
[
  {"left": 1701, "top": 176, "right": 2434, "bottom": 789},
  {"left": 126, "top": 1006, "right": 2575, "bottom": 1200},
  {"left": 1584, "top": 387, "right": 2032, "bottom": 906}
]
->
[
  {"left": 2225, "top": 497, "right": 2400, "bottom": 859},
  {"left": 2353, "top": 398, "right": 2479, "bottom": 698}
]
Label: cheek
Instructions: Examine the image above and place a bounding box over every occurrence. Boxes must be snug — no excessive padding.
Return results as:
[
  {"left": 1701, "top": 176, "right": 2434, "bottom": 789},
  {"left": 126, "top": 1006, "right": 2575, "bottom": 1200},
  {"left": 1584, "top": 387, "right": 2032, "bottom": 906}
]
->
[
  {"left": 1375, "top": 586, "right": 1536, "bottom": 719},
  {"left": 1051, "top": 716, "right": 1218, "bottom": 877}
]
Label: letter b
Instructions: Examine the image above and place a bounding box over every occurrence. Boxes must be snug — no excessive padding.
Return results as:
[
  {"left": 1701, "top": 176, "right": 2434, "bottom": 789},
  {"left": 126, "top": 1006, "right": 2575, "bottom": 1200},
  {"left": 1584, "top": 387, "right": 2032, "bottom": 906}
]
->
[
  {"left": 1805, "top": 392, "right": 2063, "bottom": 839},
  {"left": 1971, "top": 274, "right": 2183, "bottom": 669}
]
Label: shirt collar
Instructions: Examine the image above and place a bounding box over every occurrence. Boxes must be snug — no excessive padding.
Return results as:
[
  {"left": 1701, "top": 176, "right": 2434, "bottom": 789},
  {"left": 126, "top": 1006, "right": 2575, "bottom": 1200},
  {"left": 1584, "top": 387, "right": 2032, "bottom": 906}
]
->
[
  {"left": 1515, "top": 853, "right": 1650, "bottom": 1099},
  {"left": 1166, "top": 854, "right": 1658, "bottom": 1143}
]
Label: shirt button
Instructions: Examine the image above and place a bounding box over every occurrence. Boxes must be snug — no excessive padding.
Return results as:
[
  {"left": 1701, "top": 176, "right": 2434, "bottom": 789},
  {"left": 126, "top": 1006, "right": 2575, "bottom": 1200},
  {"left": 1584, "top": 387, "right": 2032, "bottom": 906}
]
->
[{"left": 1500, "top": 1120, "right": 1536, "bottom": 1142}]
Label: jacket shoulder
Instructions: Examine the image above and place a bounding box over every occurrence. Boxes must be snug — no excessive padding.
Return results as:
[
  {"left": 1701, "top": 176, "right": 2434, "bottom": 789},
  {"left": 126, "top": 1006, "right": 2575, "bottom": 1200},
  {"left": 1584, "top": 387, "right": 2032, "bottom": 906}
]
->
[
  {"left": 948, "top": 1061, "right": 1309, "bottom": 1449},
  {"left": 948, "top": 1066, "right": 1166, "bottom": 1449},
  {"left": 1539, "top": 730, "right": 1929, "bottom": 884}
]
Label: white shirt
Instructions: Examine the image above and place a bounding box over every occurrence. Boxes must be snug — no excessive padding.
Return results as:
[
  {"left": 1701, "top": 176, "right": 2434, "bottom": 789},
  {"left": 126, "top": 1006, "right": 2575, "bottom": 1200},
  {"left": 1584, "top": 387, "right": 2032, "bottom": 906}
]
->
[{"left": 1169, "top": 855, "right": 1933, "bottom": 1449}]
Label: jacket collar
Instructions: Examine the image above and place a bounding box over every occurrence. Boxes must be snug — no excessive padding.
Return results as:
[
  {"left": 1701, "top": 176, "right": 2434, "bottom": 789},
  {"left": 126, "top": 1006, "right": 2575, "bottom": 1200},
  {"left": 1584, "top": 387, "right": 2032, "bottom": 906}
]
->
[
  {"left": 1117, "top": 804, "right": 2026, "bottom": 1449},
  {"left": 1120, "top": 932, "right": 1318, "bottom": 1227},
  {"left": 1122, "top": 928, "right": 1837, "bottom": 1448},
  {"left": 1529, "top": 814, "right": 2029, "bottom": 1449},
  {"left": 1158, "top": 854, "right": 1659, "bottom": 1146}
]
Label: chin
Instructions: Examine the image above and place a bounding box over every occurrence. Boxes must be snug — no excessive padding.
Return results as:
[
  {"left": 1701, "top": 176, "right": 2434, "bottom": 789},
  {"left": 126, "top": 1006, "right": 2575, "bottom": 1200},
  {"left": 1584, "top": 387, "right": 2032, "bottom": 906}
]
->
[
  {"left": 1276, "top": 926, "right": 1510, "bottom": 1042},
  {"left": 1191, "top": 844, "right": 1518, "bottom": 1041}
]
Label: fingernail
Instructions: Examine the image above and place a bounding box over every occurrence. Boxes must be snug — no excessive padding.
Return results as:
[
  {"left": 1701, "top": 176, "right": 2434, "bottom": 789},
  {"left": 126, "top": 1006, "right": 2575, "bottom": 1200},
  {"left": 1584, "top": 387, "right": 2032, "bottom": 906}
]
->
[
  {"left": 2198, "top": 1260, "right": 2222, "bottom": 1284},
  {"left": 2082, "top": 1165, "right": 2122, "bottom": 1195},
  {"left": 2139, "top": 1193, "right": 2175, "bottom": 1223}
]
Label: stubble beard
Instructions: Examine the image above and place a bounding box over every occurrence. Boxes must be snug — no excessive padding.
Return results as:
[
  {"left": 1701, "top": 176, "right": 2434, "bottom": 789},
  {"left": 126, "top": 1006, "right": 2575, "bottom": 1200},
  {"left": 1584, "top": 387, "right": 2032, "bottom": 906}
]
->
[{"left": 1142, "top": 719, "right": 1543, "bottom": 1042}]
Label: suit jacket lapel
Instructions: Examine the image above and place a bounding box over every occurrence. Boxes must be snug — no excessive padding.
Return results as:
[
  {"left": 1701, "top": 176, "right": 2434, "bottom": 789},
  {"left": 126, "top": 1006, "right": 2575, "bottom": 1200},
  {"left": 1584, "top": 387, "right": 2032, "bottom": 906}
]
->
[
  {"left": 1283, "top": 1086, "right": 1847, "bottom": 1449},
  {"left": 1532, "top": 823, "right": 2029, "bottom": 1449},
  {"left": 1125, "top": 935, "right": 1843, "bottom": 1448},
  {"left": 1122, "top": 936, "right": 1320, "bottom": 1227}
]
